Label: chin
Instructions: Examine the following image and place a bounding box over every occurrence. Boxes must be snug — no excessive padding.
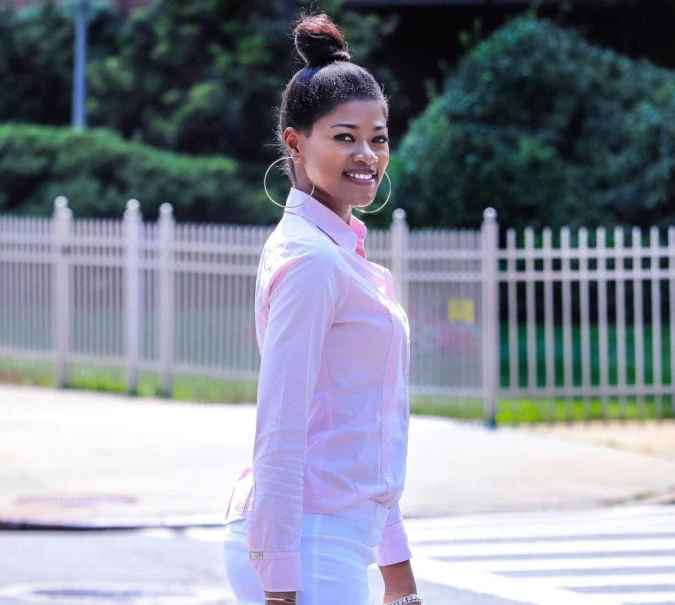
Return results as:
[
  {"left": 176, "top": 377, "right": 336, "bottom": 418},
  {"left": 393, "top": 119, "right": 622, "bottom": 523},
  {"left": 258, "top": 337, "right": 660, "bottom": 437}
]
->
[
  {"left": 347, "top": 189, "right": 376, "bottom": 204},
  {"left": 354, "top": 198, "right": 375, "bottom": 209}
]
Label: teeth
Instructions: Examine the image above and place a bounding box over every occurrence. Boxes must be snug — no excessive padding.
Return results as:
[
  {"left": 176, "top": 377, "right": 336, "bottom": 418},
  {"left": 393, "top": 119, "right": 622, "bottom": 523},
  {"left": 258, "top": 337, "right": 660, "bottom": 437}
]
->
[{"left": 345, "top": 172, "right": 374, "bottom": 180}]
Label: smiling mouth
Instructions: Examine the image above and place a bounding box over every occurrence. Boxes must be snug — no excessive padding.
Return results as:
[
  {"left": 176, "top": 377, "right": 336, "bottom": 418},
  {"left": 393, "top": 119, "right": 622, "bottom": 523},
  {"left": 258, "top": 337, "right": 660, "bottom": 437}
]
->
[{"left": 343, "top": 171, "right": 377, "bottom": 184}]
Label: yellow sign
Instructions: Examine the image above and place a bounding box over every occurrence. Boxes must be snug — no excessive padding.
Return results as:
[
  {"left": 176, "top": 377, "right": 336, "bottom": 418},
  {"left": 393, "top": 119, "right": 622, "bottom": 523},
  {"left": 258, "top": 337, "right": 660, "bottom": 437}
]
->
[{"left": 448, "top": 299, "right": 475, "bottom": 323}]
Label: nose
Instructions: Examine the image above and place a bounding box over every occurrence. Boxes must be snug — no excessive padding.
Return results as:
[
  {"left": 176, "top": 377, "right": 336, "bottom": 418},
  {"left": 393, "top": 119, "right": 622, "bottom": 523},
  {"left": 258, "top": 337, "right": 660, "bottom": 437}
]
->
[{"left": 354, "top": 142, "right": 378, "bottom": 165}]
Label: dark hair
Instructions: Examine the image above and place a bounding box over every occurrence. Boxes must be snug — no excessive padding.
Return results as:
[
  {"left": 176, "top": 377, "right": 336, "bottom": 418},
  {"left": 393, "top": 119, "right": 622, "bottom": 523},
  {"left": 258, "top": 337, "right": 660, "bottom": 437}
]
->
[{"left": 275, "top": 13, "right": 390, "bottom": 185}]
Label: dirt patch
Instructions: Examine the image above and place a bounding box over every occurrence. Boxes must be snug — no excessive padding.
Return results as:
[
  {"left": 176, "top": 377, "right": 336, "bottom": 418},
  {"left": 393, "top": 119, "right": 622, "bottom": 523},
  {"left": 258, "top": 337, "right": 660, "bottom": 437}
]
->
[{"left": 522, "top": 419, "right": 675, "bottom": 460}]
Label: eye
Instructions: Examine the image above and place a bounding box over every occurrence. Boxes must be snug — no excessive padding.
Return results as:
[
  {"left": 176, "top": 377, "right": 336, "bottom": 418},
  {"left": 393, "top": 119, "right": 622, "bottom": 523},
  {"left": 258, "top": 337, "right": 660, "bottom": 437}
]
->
[{"left": 334, "top": 133, "right": 390, "bottom": 144}]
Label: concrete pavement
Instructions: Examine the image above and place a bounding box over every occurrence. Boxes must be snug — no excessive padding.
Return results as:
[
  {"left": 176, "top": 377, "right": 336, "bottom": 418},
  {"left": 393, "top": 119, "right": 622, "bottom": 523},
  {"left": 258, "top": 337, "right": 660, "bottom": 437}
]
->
[{"left": 1, "top": 383, "right": 674, "bottom": 529}]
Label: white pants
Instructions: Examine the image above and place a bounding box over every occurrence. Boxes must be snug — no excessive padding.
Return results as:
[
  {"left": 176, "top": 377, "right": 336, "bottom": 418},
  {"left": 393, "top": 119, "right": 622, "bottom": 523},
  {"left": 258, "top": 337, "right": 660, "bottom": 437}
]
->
[{"left": 222, "top": 498, "right": 390, "bottom": 605}]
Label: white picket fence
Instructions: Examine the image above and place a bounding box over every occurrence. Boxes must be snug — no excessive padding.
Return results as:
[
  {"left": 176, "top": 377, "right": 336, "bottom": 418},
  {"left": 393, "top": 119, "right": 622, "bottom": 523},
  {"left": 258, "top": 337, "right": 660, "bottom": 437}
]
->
[{"left": 1, "top": 196, "right": 674, "bottom": 423}]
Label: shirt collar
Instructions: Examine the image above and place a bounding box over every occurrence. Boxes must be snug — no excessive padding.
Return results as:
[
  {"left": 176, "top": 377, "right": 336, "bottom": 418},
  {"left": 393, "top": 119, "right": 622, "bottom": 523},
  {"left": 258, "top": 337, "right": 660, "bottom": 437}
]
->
[{"left": 283, "top": 186, "right": 367, "bottom": 254}]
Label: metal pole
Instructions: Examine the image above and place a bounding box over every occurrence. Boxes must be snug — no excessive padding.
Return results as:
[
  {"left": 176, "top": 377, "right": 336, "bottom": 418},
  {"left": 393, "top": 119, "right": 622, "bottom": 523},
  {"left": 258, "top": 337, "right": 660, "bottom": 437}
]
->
[
  {"left": 124, "top": 199, "right": 142, "bottom": 396},
  {"left": 481, "top": 207, "right": 499, "bottom": 429},
  {"left": 53, "top": 196, "right": 73, "bottom": 388},
  {"left": 71, "top": 0, "right": 89, "bottom": 129}
]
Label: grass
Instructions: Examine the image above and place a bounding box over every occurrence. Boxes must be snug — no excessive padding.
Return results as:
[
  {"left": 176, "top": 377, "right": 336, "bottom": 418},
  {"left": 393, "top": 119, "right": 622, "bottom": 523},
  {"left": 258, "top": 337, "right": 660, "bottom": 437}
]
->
[
  {"left": 2, "top": 356, "right": 672, "bottom": 425},
  {"left": 0, "top": 358, "right": 259, "bottom": 404}
]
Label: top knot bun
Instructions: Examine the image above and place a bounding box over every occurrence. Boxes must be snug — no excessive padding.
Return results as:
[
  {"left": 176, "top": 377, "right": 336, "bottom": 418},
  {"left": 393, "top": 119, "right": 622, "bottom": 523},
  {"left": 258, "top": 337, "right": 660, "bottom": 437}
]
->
[{"left": 294, "top": 13, "right": 351, "bottom": 68}]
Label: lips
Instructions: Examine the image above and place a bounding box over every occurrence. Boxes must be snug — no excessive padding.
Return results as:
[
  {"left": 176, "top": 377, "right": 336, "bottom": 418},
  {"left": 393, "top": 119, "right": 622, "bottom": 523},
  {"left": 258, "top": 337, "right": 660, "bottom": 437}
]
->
[{"left": 343, "top": 170, "right": 377, "bottom": 185}]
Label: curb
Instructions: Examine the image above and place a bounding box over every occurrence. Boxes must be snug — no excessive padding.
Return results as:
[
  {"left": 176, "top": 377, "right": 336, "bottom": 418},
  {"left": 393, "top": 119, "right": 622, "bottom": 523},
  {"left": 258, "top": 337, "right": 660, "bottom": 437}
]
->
[
  {"left": 0, "top": 514, "right": 226, "bottom": 531},
  {"left": 638, "top": 491, "right": 675, "bottom": 506},
  {"left": 2, "top": 491, "right": 674, "bottom": 531},
  {"left": 604, "top": 488, "right": 675, "bottom": 508}
]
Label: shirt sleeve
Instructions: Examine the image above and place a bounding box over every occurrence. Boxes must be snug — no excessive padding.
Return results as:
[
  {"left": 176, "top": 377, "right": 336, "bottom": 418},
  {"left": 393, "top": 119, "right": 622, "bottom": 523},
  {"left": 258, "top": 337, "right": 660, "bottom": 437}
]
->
[
  {"left": 373, "top": 501, "right": 414, "bottom": 566},
  {"left": 247, "top": 249, "right": 342, "bottom": 592}
]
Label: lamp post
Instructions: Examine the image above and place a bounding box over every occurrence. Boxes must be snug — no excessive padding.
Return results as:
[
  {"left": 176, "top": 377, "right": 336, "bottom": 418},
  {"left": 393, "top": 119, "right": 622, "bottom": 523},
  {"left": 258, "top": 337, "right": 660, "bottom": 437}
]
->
[{"left": 71, "top": 0, "right": 89, "bottom": 128}]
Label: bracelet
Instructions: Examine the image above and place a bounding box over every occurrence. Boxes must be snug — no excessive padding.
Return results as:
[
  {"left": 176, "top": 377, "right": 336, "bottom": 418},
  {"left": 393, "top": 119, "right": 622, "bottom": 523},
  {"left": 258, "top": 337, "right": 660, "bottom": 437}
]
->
[
  {"left": 383, "top": 594, "right": 423, "bottom": 605},
  {"left": 265, "top": 599, "right": 296, "bottom": 604}
]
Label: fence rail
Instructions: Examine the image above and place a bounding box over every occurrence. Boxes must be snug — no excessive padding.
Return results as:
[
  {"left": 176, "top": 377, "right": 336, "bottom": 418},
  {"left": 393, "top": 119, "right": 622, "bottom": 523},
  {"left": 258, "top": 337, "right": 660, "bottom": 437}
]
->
[{"left": 1, "top": 196, "right": 674, "bottom": 423}]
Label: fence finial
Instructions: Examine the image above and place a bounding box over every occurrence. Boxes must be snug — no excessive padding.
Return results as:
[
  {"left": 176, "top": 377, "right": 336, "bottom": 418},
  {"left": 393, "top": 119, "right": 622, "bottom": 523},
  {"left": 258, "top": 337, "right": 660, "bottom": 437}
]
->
[
  {"left": 124, "top": 199, "right": 141, "bottom": 220},
  {"left": 54, "top": 196, "right": 68, "bottom": 209},
  {"left": 53, "top": 196, "right": 70, "bottom": 217},
  {"left": 159, "top": 203, "right": 174, "bottom": 221},
  {"left": 393, "top": 208, "right": 407, "bottom": 223},
  {"left": 483, "top": 207, "right": 497, "bottom": 222}
]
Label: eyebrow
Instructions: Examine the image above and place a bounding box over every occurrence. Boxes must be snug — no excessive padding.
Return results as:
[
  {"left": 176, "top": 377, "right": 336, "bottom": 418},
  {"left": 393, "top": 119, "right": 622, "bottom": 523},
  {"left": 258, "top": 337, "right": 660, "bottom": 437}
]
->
[{"left": 330, "top": 123, "right": 387, "bottom": 131}]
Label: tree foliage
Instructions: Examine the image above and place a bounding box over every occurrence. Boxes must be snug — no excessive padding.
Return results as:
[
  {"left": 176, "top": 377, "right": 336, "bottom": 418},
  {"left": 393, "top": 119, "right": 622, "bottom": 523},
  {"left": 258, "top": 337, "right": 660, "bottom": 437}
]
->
[
  {"left": 0, "top": 1, "right": 122, "bottom": 126},
  {"left": 87, "top": 0, "right": 398, "bottom": 163},
  {"left": 0, "top": 0, "right": 399, "bottom": 219},
  {"left": 0, "top": 124, "right": 264, "bottom": 223},
  {"left": 388, "top": 16, "right": 675, "bottom": 233}
]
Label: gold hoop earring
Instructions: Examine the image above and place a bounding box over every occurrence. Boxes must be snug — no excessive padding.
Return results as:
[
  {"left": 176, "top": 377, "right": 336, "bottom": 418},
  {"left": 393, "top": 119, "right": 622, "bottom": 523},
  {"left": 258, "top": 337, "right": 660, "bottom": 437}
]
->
[
  {"left": 264, "top": 156, "right": 315, "bottom": 209},
  {"left": 352, "top": 170, "right": 392, "bottom": 214}
]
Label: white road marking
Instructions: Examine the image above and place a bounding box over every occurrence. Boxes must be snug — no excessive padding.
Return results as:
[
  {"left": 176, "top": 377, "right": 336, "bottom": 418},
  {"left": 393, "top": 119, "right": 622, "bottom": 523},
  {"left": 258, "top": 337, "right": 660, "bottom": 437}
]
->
[{"left": 143, "top": 504, "right": 675, "bottom": 605}]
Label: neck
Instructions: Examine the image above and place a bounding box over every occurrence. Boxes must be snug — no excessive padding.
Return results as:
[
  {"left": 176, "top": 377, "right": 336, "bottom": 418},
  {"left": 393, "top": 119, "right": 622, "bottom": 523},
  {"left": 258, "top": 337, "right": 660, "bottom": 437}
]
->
[{"left": 295, "top": 184, "right": 352, "bottom": 225}]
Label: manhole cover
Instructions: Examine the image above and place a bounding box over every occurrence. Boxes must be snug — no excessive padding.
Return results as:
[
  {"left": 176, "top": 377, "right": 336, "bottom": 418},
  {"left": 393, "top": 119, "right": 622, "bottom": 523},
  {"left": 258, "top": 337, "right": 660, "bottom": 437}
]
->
[
  {"left": 0, "top": 583, "right": 235, "bottom": 604},
  {"left": 14, "top": 494, "right": 137, "bottom": 508}
]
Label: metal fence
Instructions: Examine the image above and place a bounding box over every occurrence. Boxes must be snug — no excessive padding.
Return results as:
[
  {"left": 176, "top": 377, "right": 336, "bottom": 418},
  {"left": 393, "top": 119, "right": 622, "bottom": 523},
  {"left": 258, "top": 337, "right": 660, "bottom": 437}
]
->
[
  {"left": 1, "top": 196, "right": 673, "bottom": 423},
  {"left": 498, "top": 223, "right": 675, "bottom": 422}
]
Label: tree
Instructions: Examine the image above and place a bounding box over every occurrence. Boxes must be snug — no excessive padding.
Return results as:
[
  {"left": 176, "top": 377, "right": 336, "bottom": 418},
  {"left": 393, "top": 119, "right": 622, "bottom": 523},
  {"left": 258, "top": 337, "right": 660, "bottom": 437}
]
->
[
  {"left": 0, "top": 0, "right": 122, "bottom": 126},
  {"left": 87, "top": 0, "right": 399, "bottom": 164},
  {"left": 387, "top": 16, "right": 675, "bottom": 233}
]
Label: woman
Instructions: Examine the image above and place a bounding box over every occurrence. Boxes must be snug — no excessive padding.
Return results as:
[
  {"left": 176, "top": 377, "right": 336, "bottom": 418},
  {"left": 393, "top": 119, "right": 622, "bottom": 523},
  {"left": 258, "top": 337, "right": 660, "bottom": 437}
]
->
[{"left": 222, "top": 12, "right": 422, "bottom": 605}]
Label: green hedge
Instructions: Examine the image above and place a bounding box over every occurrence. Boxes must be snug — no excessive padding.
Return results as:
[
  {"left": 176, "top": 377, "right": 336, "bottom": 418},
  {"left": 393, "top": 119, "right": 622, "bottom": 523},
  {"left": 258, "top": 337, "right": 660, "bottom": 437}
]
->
[
  {"left": 0, "top": 124, "right": 278, "bottom": 222},
  {"left": 388, "top": 16, "right": 675, "bottom": 232}
]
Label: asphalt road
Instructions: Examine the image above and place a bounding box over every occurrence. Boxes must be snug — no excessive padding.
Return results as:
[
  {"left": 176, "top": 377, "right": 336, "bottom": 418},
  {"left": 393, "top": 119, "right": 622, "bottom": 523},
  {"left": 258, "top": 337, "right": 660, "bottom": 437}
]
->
[{"left": 1, "top": 502, "right": 674, "bottom": 605}]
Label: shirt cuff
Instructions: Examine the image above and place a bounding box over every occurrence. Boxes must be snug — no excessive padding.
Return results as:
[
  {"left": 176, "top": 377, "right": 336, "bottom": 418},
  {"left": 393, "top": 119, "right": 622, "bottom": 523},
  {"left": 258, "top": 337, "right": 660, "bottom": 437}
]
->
[
  {"left": 373, "top": 520, "right": 414, "bottom": 566},
  {"left": 248, "top": 550, "right": 303, "bottom": 592}
]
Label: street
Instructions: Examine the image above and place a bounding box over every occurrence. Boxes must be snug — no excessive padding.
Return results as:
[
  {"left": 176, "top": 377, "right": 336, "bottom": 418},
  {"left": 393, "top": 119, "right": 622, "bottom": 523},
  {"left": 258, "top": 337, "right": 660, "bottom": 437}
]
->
[{"left": 2, "top": 502, "right": 673, "bottom": 605}]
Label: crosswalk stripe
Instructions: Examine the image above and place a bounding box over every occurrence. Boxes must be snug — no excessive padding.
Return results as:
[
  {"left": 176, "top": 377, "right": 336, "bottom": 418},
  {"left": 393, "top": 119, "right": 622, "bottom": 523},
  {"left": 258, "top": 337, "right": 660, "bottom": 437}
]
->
[
  {"left": 511, "top": 574, "right": 675, "bottom": 587},
  {"left": 410, "top": 556, "right": 620, "bottom": 605},
  {"left": 483, "top": 556, "right": 675, "bottom": 572},
  {"left": 406, "top": 505, "right": 674, "bottom": 530},
  {"left": 613, "top": 594, "right": 675, "bottom": 604},
  {"left": 407, "top": 520, "right": 675, "bottom": 542},
  {"left": 411, "top": 538, "right": 675, "bottom": 558},
  {"left": 407, "top": 505, "right": 675, "bottom": 605}
]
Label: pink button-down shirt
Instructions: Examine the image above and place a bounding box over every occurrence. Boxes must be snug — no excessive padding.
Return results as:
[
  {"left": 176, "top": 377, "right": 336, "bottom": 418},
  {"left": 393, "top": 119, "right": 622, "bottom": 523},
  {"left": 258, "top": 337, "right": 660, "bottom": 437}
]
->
[{"left": 223, "top": 186, "right": 412, "bottom": 592}]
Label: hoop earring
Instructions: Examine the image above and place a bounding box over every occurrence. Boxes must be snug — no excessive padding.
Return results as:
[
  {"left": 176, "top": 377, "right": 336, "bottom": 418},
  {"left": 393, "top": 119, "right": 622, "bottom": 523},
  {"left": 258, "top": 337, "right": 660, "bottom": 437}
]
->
[
  {"left": 264, "top": 156, "right": 314, "bottom": 209},
  {"left": 352, "top": 170, "right": 392, "bottom": 214}
]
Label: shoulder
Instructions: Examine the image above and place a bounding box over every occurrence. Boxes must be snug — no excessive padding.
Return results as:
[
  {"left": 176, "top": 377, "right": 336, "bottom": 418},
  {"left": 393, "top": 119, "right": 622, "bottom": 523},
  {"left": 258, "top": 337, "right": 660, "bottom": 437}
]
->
[
  {"left": 257, "top": 216, "right": 346, "bottom": 307},
  {"left": 265, "top": 213, "right": 341, "bottom": 269}
]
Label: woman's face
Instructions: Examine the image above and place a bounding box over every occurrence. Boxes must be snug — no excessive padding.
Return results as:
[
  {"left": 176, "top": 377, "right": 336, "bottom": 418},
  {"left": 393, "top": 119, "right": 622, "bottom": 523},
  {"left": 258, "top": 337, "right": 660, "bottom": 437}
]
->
[{"left": 285, "top": 98, "right": 390, "bottom": 216}]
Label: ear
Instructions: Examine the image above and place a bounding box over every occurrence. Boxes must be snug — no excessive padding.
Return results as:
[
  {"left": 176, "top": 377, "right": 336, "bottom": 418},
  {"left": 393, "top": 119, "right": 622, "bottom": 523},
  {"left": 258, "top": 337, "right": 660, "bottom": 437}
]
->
[{"left": 283, "top": 127, "right": 302, "bottom": 163}]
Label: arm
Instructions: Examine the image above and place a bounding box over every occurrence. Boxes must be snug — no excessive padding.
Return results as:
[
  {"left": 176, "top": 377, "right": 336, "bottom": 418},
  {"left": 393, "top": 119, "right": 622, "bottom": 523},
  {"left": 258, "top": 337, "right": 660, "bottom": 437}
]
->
[
  {"left": 374, "top": 501, "right": 413, "bottom": 567},
  {"left": 380, "top": 560, "right": 418, "bottom": 604},
  {"left": 248, "top": 250, "right": 340, "bottom": 595},
  {"left": 375, "top": 502, "right": 417, "bottom": 600}
]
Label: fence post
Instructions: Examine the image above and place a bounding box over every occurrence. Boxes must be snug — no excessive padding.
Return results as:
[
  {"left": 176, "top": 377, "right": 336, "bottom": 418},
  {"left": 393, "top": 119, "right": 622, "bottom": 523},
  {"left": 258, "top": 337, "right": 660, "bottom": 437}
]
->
[
  {"left": 124, "top": 199, "right": 141, "bottom": 395},
  {"left": 53, "top": 196, "right": 72, "bottom": 388},
  {"left": 158, "top": 203, "right": 175, "bottom": 398},
  {"left": 391, "top": 208, "right": 409, "bottom": 313},
  {"left": 481, "top": 207, "right": 499, "bottom": 428}
]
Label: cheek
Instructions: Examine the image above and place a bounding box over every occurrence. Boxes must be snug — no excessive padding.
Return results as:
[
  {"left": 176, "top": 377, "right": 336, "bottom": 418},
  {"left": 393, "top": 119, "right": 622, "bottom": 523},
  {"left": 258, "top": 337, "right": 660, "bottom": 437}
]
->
[{"left": 308, "top": 147, "right": 350, "bottom": 181}]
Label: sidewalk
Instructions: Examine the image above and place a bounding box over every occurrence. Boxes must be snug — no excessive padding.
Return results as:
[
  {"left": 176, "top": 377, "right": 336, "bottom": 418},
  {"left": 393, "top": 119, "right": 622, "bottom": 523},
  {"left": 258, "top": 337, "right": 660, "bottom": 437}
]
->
[{"left": 1, "top": 383, "right": 674, "bottom": 529}]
